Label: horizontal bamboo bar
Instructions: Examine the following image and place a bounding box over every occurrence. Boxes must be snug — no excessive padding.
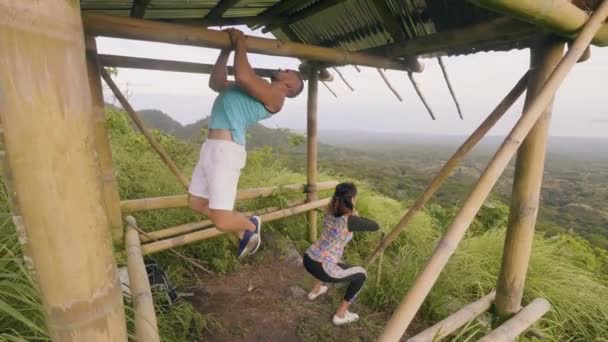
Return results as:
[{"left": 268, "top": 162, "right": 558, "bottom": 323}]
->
[
  {"left": 406, "top": 291, "right": 496, "bottom": 342},
  {"left": 140, "top": 199, "right": 306, "bottom": 242},
  {"left": 142, "top": 197, "right": 330, "bottom": 255},
  {"left": 479, "top": 298, "right": 551, "bottom": 342},
  {"left": 470, "top": 0, "right": 608, "bottom": 46},
  {"left": 378, "top": 4, "right": 608, "bottom": 340},
  {"left": 125, "top": 216, "right": 160, "bottom": 342},
  {"left": 101, "top": 68, "right": 190, "bottom": 190},
  {"left": 364, "top": 71, "right": 529, "bottom": 267},
  {"left": 83, "top": 13, "right": 422, "bottom": 72},
  {"left": 121, "top": 180, "right": 338, "bottom": 212},
  {"left": 98, "top": 54, "right": 335, "bottom": 82}
]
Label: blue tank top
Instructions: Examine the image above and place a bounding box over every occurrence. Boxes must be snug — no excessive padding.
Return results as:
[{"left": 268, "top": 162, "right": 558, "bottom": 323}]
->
[{"left": 208, "top": 87, "right": 271, "bottom": 145}]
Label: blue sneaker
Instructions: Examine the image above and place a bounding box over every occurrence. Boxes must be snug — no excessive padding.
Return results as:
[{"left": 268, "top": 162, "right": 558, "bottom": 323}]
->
[
  {"left": 248, "top": 216, "right": 262, "bottom": 255},
  {"left": 236, "top": 216, "right": 262, "bottom": 259}
]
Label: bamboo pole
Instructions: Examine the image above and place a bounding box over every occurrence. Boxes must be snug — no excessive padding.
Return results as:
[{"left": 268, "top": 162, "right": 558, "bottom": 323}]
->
[
  {"left": 377, "top": 68, "right": 404, "bottom": 102},
  {"left": 140, "top": 199, "right": 306, "bottom": 242},
  {"left": 378, "top": 4, "right": 608, "bottom": 339},
  {"left": 82, "top": 13, "right": 423, "bottom": 72},
  {"left": 479, "top": 298, "right": 551, "bottom": 342},
  {"left": 121, "top": 181, "right": 337, "bottom": 212},
  {"left": 321, "top": 81, "right": 338, "bottom": 98},
  {"left": 86, "top": 37, "right": 125, "bottom": 246},
  {"left": 495, "top": 37, "right": 565, "bottom": 319},
  {"left": 470, "top": 0, "right": 608, "bottom": 46},
  {"left": 332, "top": 67, "right": 354, "bottom": 91},
  {"left": 142, "top": 198, "right": 331, "bottom": 254},
  {"left": 0, "top": 1, "right": 128, "bottom": 340},
  {"left": 437, "top": 57, "right": 464, "bottom": 119},
  {"left": 98, "top": 54, "right": 277, "bottom": 78},
  {"left": 100, "top": 68, "right": 190, "bottom": 190},
  {"left": 364, "top": 71, "right": 529, "bottom": 267},
  {"left": 307, "top": 66, "right": 320, "bottom": 242},
  {"left": 124, "top": 217, "right": 160, "bottom": 342},
  {"left": 408, "top": 72, "right": 436, "bottom": 120},
  {"left": 406, "top": 291, "right": 496, "bottom": 342}
]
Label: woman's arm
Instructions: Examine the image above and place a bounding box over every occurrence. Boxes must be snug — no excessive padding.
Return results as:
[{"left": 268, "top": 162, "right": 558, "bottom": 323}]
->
[
  {"left": 209, "top": 48, "right": 233, "bottom": 93},
  {"left": 347, "top": 215, "right": 380, "bottom": 232}
]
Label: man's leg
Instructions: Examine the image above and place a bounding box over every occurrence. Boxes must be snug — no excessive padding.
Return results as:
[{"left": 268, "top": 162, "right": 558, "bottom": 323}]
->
[
  {"left": 208, "top": 209, "right": 255, "bottom": 239},
  {"left": 189, "top": 195, "right": 210, "bottom": 216}
]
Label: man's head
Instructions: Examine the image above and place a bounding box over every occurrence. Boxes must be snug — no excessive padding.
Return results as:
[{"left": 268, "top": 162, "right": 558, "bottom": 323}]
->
[{"left": 271, "top": 69, "right": 304, "bottom": 98}]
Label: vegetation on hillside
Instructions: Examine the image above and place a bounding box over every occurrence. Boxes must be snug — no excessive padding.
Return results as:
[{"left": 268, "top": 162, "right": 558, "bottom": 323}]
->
[{"left": 1, "top": 108, "right": 607, "bottom": 341}]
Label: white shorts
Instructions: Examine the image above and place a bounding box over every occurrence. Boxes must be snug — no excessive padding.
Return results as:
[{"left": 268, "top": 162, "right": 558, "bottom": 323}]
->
[{"left": 188, "top": 139, "right": 246, "bottom": 210}]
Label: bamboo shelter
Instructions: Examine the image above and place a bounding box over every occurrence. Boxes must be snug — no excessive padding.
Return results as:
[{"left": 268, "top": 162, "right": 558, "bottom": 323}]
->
[{"left": 1, "top": 0, "right": 608, "bottom": 340}]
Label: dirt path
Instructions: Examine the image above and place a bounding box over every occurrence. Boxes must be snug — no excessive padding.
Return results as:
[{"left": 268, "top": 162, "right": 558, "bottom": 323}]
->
[{"left": 189, "top": 237, "right": 393, "bottom": 342}]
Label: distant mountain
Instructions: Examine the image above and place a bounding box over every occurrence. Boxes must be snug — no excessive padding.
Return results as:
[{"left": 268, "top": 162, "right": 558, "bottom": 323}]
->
[{"left": 136, "top": 108, "right": 303, "bottom": 151}]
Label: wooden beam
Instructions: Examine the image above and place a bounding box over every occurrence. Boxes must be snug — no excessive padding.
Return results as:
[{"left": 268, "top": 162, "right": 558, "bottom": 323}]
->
[
  {"left": 168, "top": 15, "right": 279, "bottom": 28},
  {"left": 100, "top": 69, "right": 191, "bottom": 190},
  {"left": 378, "top": 4, "right": 608, "bottom": 339},
  {"left": 495, "top": 37, "right": 564, "bottom": 319},
  {"left": 364, "top": 71, "right": 529, "bottom": 267},
  {"left": 365, "top": 17, "right": 538, "bottom": 58},
  {"left": 120, "top": 181, "right": 339, "bottom": 212},
  {"left": 206, "top": 0, "right": 241, "bottom": 20},
  {"left": 0, "top": 1, "right": 128, "bottom": 339},
  {"left": 479, "top": 298, "right": 551, "bottom": 342},
  {"left": 306, "top": 65, "right": 320, "bottom": 242},
  {"left": 262, "top": 0, "right": 347, "bottom": 33},
  {"left": 407, "top": 291, "right": 496, "bottom": 342},
  {"left": 83, "top": 13, "right": 422, "bottom": 72},
  {"left": 142, "top": 198, "right": 331, "bottom": 254},
  {"left": 470, "top": 0, "right": 608, "bottom": 46},
  {"left": 125, "top": 217, "right": 160, "bottom": 342},
  {"left": 86, "top": 40, "right": 125, "bottom": 247},
  {"left": 130, "top": 0, "right": 151, "bottom": 18}
]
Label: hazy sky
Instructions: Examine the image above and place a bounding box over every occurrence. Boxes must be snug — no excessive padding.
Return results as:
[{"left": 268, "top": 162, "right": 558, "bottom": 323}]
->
[{"left": 97, "top": 27, "right": 608, "bottom": 138}]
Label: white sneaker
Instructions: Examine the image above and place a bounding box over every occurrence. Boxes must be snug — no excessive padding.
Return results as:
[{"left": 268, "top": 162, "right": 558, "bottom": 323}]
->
[
  {"left": 307, "top": 285, "right": 328, "bottom": 301},
  {"left": 332, "top": 311, "right": 359, "bottom": 325}
]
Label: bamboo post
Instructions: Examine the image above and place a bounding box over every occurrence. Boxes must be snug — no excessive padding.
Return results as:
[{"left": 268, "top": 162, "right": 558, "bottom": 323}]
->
[
  {"left": 307, "top": 65, "right": 320, "bottom": 242},
  {"left": 121, "top": 181, "right": 337, "bottom": 212},
  {"left": 82, "top": 13, "right": 423, "bottom": 72},
  {"left": 0, "top": 1, "right": 128, "bottom": 340},
  {"left": 479, "top": 298, "right": 551, "bottom": 342},
  {"left": 406, "top": 291, "right": 496, "bottom": 342},
  {"left": 142, "top": 198, "right": 331, "bottom": 254},
  {"left": 86, "top": 37, "right": 125, "bottom": 246},
  {"left": 124, "top": 217, "right": 160, "bottom": 342},
  {"left": 378, "top": 4, "right": 608, "bottom": 339},
  {"left": 364, "top": 71, "right": 530, "bottom": 267},
  {"left": 100, "top": 68, "right": 190, "bottom": 190},
  {"left": 495, "top": 37, "right": 565, "bottom": 319}
]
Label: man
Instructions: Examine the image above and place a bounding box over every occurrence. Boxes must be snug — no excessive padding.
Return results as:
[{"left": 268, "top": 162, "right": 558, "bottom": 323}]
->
[{"left": 189, "top": 28, "right": 304, "bottom": 258}]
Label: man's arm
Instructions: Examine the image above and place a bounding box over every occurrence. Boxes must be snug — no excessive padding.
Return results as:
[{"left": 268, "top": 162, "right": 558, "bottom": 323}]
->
[
  {"left": 209, "top": 48, "right": 234, "bottom": 93},
  {"left": 229, "top": 30, "right": 285, "bottom": 113}
]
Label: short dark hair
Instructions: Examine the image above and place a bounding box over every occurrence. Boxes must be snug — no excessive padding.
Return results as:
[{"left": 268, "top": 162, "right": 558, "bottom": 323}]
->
[
  {"left": 329, "top": 182, "right": 357, "bottom": 217},
  {"left": 288, "top": 72, "right": 305, "bottom": 98}
]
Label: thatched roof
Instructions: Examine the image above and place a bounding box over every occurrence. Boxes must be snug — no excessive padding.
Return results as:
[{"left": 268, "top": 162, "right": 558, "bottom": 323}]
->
[{"left": 80, "top": 0, "right": 542, "bottom": 58}]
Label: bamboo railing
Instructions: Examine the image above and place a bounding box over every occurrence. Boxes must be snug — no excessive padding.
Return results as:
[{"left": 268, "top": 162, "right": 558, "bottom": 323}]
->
[
  {"left": 121, "top": 181, "right": 337, "bottom": 212},
  {"left": 479, "top": 298, "right": 551, "bottom": 342}
]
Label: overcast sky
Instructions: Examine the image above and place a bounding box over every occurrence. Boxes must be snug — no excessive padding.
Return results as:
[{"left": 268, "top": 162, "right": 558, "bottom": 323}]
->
[{"left": 97, "top": 27, "right": 608, "bottom": 138}]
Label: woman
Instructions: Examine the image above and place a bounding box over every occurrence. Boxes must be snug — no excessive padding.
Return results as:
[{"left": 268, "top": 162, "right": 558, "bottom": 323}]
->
[{"left": 303, "top": 182, "right": 379, "bottom": 325}]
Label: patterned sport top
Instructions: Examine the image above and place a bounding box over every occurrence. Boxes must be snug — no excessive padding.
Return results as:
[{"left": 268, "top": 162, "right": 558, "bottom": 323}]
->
[{"left": 307, "top": 215, "right": 352, "bottom": 265}]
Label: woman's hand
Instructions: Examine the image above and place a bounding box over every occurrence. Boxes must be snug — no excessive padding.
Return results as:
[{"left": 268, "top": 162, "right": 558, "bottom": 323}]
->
[{"left": 224, "top": 28, "right": 246, "bottom": 48}]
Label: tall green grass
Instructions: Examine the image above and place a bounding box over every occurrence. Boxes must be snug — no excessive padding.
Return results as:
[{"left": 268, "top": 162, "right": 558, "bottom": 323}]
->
[{"left": 1, "top": 107, "right": 607, "bottom": 341}]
